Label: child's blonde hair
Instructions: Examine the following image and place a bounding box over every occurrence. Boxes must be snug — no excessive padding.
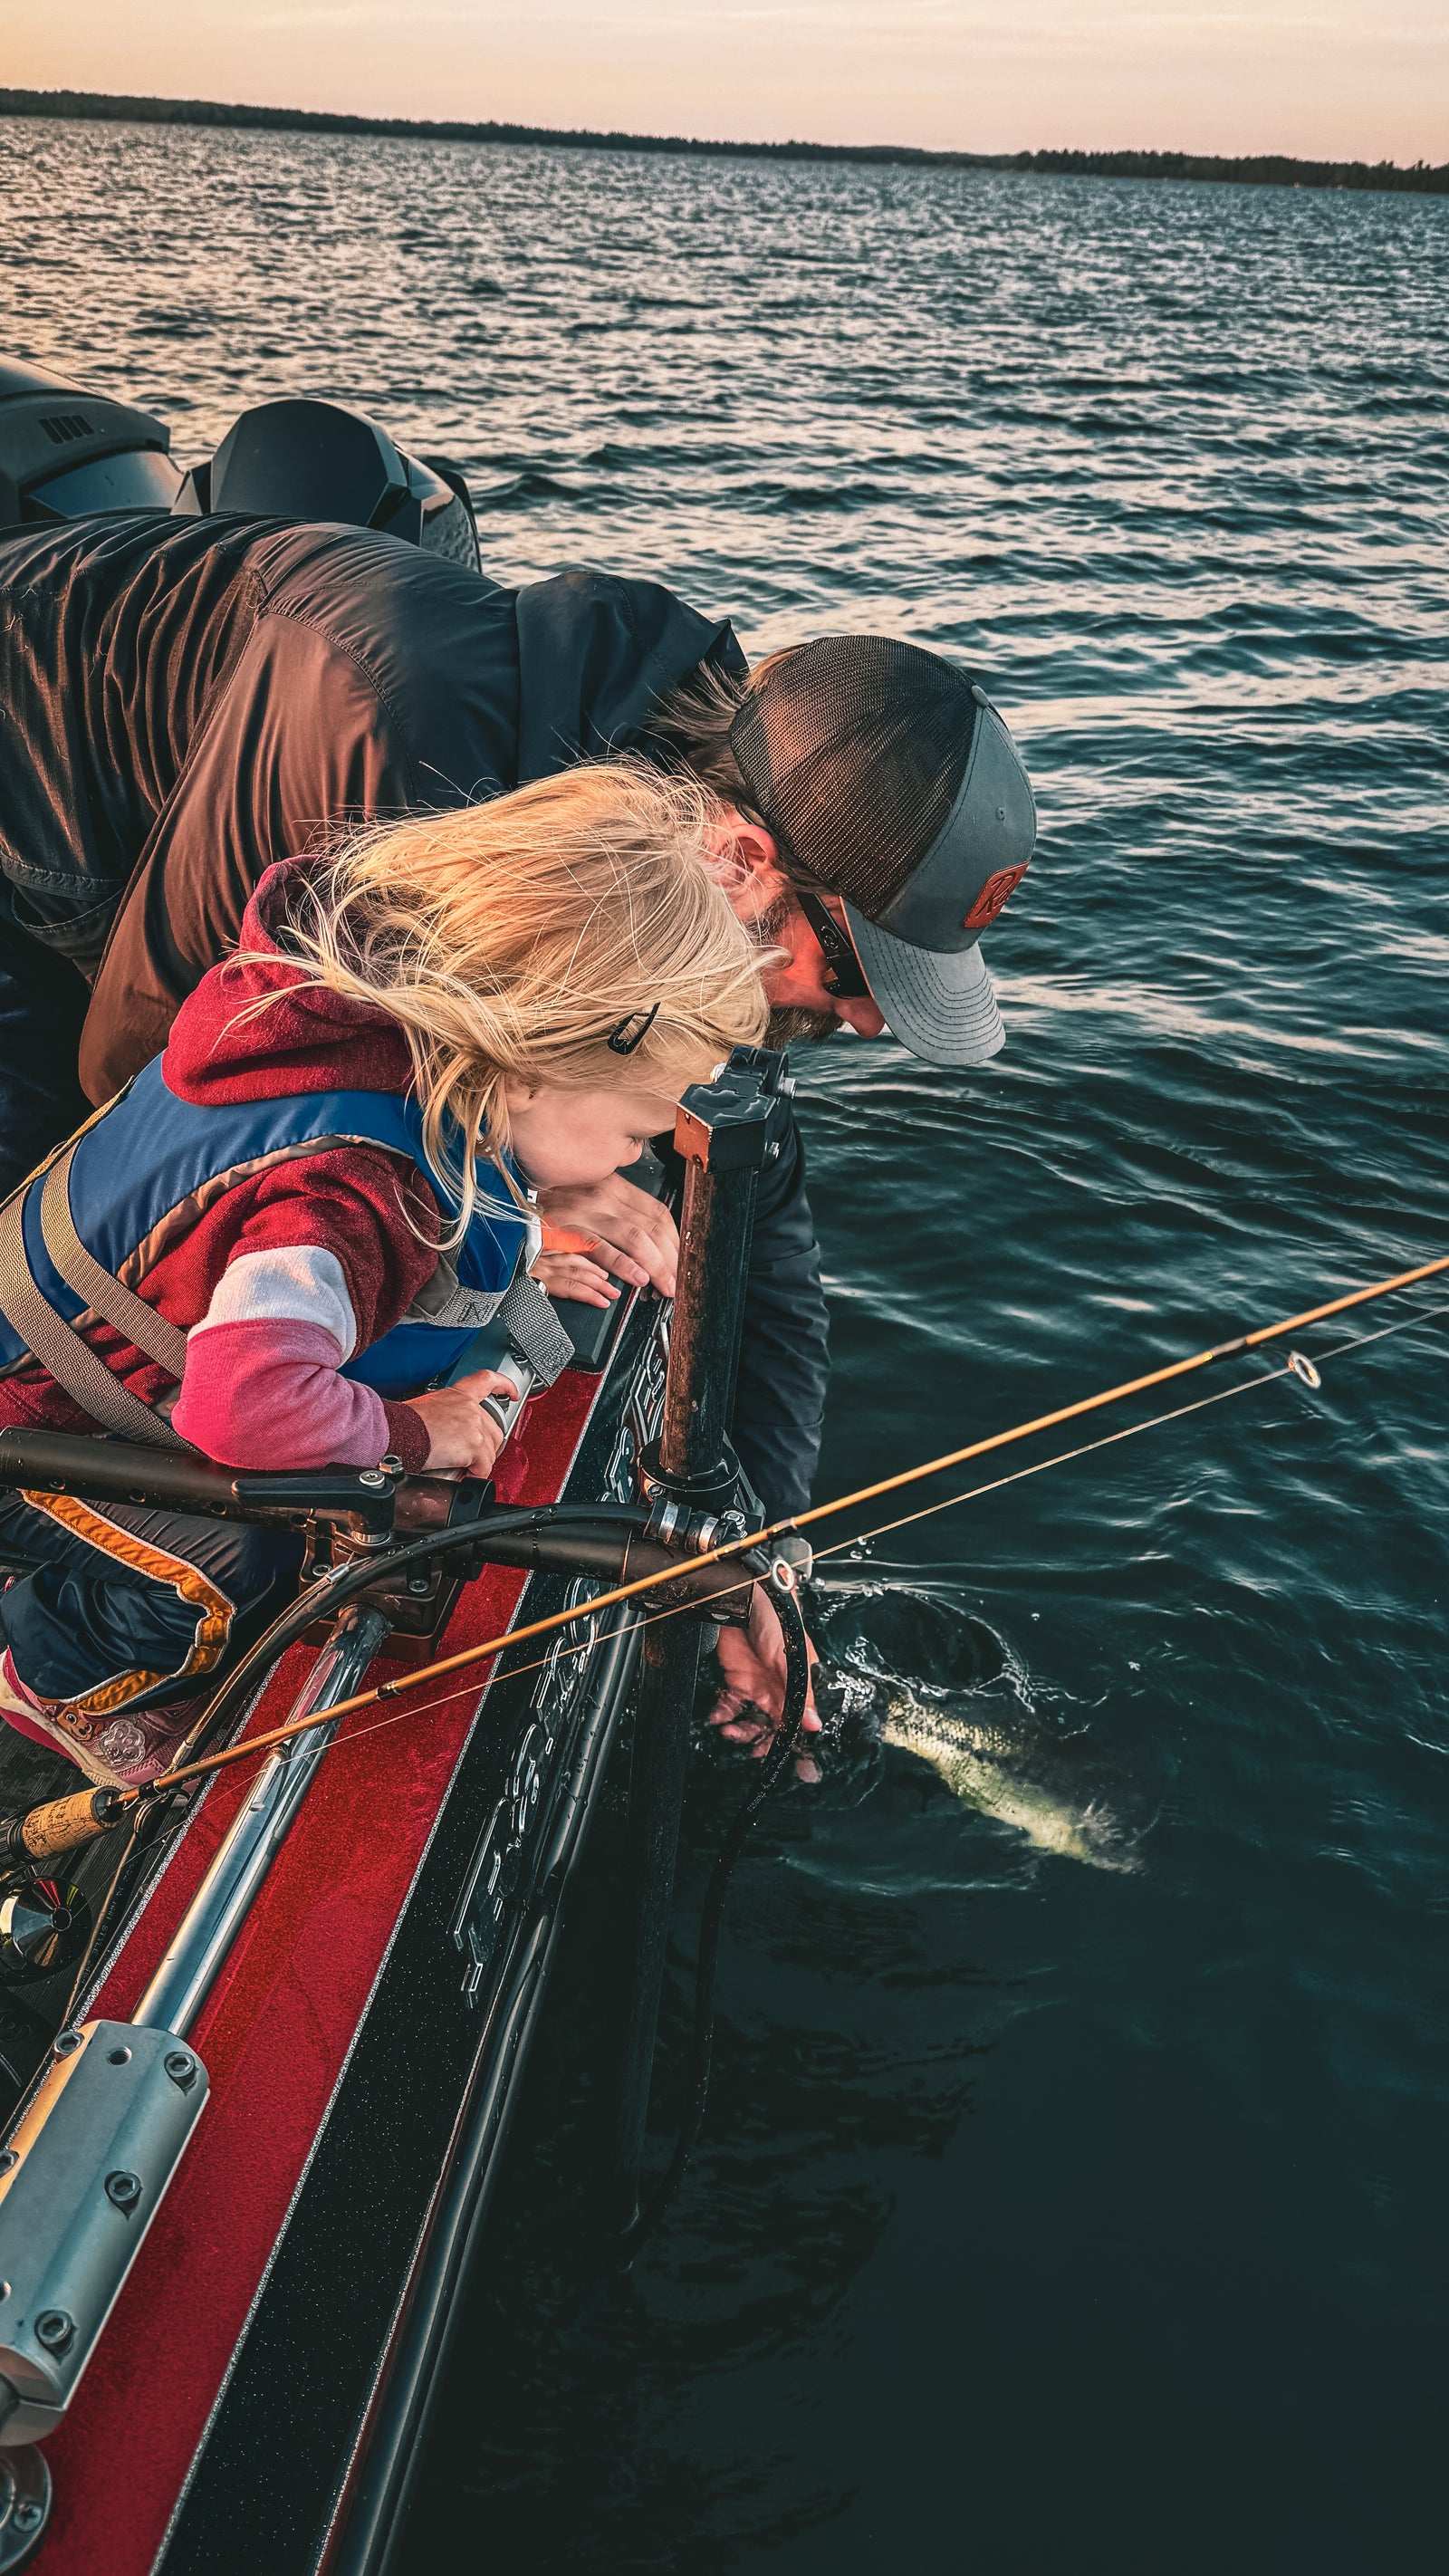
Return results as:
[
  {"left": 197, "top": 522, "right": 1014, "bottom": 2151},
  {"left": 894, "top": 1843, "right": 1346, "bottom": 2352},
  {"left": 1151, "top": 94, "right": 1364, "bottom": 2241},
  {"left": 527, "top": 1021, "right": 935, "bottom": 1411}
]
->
[{"left": 255, "top": 763, "right": 769, "bottom": 1233}]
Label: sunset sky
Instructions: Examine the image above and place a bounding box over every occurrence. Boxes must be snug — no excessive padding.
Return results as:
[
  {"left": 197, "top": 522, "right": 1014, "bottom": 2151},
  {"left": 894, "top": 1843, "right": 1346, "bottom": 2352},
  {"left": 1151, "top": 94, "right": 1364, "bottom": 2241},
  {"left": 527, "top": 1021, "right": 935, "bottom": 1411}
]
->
[{"left": 5, "top": 1, "right": 1444, "bottom": 166}]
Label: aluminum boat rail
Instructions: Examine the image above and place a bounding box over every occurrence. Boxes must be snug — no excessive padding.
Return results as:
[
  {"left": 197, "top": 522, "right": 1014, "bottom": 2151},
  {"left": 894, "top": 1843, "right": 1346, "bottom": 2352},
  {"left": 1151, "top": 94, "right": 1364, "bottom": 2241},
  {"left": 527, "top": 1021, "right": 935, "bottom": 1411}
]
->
[{"left": 133, "top": 1603, "right": 391, "bottom": 2040}]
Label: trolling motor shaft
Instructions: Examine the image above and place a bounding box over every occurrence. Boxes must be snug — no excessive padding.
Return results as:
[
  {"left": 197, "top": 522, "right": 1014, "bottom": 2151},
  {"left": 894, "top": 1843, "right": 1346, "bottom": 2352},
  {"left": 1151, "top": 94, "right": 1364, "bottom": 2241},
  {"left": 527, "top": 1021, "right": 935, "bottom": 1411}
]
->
[
  {"left": 597, "top": 1047, "right": 794, "bottom": 2241},
  {"left": 0, "top": 1426, "right": 401, "bottom": 1546}
]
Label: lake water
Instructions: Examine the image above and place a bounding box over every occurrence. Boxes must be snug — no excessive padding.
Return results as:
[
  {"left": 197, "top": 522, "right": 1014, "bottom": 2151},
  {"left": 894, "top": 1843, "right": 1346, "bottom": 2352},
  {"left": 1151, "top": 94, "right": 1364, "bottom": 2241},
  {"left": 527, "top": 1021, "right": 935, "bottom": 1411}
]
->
[{"left": 4, "top": 114, "right": 1448, "bottom": 2574}]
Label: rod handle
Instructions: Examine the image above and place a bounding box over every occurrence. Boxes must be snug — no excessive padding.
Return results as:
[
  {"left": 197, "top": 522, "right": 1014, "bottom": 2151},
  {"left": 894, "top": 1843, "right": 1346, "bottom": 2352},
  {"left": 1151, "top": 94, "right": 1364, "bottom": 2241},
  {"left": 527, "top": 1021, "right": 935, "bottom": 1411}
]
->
[{"left": 5, "top": 1788, "right": 127, "bottom": 1863}]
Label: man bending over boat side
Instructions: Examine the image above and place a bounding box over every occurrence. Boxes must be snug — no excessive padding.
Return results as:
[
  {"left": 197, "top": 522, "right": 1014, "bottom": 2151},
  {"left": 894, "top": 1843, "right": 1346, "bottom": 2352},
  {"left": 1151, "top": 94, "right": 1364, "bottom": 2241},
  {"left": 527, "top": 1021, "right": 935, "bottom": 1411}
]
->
[
  {"left": 0, "top": 514, "right": 1037, "bottom": 1727},
  {"left": 0, "top": 768, "right": 801, "bottom": 1787}
]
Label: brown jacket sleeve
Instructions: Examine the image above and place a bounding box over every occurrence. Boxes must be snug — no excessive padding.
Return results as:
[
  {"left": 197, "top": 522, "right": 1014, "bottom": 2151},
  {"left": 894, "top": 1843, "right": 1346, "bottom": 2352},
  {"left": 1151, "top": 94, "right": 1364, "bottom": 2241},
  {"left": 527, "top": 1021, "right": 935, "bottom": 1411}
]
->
[{"left": 80, "top": 615, "right": 423, "bottom": 1101}]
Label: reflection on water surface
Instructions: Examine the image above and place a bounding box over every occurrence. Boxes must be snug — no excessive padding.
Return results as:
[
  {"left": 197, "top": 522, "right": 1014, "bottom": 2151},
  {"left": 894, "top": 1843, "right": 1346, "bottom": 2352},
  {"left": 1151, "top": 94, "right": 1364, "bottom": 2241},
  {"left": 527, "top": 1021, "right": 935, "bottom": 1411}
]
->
[{"left": 2, "top": 116, "right": 1445, "bottom": 2574}]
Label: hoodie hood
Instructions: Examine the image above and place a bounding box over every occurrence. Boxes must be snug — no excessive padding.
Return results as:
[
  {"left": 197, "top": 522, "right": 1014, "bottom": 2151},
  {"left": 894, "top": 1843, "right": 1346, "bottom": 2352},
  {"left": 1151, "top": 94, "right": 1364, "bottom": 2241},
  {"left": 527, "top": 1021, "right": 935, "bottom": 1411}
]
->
[
  {"left": 513, "top": 566, "right": 744, "bottom": 782},
  {"left": 161, "top": 858, "right": 414, "bottom": 1108}
]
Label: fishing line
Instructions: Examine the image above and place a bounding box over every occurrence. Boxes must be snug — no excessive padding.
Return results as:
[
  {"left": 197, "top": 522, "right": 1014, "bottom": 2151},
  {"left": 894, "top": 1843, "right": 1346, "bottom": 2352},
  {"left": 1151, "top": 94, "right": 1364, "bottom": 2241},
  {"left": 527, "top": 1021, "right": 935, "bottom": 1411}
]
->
[
  {"left": 142, "top": 1247, "right": 1440, "bottom": 1793},
  {"left": 810, "top": 1360, "right": 1292, "bottom": 1561},
  {"left": 32, "top": 1262, "right": 1435, "bottom": 1836},
  {"left": 1312, "top": 1293, "right": 1449, "bottom": 1365},
  {"left": 175, "top": 1289, "right": 1449, "bottom": 1799},
  {"left": 802, "top": 1293, "right": 1449, "bottom": 1584}
]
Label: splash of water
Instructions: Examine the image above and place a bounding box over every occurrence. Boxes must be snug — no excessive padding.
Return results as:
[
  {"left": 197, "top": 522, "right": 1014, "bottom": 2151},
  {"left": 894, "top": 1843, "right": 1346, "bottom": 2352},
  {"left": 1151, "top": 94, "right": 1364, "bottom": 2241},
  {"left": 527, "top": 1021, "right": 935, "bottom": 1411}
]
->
[{"left": 878, "top": 1692, "right": 1131, "bottom": 1870}]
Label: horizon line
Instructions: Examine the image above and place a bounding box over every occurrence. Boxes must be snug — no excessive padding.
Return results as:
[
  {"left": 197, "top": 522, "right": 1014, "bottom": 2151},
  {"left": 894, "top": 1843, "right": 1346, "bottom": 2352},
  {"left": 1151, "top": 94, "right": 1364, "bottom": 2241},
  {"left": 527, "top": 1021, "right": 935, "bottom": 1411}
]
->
[{"left": 1, "top": 86, "right": 1445, "bottom": 197}]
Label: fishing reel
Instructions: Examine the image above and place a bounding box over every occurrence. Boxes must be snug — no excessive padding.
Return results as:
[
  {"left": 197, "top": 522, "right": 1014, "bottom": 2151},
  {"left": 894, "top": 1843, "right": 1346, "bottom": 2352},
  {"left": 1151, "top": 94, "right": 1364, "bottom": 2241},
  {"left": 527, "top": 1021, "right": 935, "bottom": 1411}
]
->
[{"left": 0, "top": 1870, "right": 91, "bottom": 1988}]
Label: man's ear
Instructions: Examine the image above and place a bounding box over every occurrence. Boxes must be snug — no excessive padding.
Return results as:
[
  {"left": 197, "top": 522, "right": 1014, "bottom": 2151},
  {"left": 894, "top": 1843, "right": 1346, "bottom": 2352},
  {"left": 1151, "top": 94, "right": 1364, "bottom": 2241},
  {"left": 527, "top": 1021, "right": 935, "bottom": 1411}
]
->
[{"left": 704, "top": 807, "right": 784, "bottom": 899}]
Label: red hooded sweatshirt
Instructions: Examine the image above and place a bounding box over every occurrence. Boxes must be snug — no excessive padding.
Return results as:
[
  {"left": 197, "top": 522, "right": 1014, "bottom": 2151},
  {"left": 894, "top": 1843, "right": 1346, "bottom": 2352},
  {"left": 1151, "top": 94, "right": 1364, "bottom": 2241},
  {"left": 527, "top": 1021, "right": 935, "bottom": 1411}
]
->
[{"left": 0, "top": 862, "right": 446, "bottom": 1474}]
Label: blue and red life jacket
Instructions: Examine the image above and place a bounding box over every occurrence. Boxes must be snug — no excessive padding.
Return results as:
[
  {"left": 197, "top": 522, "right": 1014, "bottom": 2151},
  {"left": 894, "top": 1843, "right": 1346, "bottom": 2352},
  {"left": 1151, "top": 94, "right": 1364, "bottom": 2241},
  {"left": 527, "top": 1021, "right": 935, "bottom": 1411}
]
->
[{"left": 0, "top": 1055, "right": 535, "bottom": 1404}]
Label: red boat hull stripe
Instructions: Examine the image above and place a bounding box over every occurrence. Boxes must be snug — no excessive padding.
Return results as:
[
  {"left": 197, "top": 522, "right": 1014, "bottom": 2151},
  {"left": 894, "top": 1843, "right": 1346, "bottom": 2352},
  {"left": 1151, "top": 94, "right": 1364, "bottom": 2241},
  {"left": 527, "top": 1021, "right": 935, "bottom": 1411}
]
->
[{"left": 39, "top": 1376, "right": 599, "bottom": 2575}]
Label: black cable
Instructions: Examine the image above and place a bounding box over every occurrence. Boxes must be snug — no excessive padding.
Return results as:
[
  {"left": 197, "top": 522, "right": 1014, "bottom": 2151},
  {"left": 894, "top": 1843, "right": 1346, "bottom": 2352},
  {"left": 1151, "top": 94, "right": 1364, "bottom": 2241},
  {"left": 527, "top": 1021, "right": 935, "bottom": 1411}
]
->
[
  {"left": 57, "top": 1809, "right": 144, "bottom": 2029},
  {"left": 54, "top": 1784, "right": 197, "bottom": 2030},
  {"left": 164, "top": 1502, "right": 655, "bottom": 1777},
  {"left": 0, "top": 1504, "right": 660, "bottom": 2033},
  {"left": 608, "top": 1572, "right": 812, "bottom": 2270}
]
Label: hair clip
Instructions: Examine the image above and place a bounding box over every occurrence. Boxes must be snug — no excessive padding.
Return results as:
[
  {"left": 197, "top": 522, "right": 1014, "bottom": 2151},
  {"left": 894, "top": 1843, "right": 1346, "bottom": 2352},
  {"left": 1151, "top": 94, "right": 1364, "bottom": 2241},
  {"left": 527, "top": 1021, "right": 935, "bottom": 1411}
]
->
[{"left": 607, "top": 1002, "right": 662, "bottom": 1055}]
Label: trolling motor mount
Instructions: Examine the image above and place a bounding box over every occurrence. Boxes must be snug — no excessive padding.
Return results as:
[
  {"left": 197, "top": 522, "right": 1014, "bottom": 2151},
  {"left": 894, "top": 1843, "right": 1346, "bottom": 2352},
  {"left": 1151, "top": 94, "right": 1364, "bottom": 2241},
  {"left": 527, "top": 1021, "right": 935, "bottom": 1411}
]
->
[{"left": 0, "top": 2020, "right": 210, "bottom": 2446}]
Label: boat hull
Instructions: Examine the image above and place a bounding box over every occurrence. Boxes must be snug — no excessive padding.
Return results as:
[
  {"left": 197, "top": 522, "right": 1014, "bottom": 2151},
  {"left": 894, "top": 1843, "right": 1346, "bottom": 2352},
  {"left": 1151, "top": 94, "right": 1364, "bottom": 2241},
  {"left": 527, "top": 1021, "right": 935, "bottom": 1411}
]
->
[{"left": 24, "top": 1301, "right": 663, "bottom": 2574}]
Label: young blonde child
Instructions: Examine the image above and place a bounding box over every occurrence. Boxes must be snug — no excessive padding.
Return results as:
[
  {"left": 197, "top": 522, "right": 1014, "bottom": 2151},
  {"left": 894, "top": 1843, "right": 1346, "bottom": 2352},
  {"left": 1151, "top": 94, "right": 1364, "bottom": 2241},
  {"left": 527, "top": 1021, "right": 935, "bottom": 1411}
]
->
[{"left": 0, "top": 765, "right": 767, "bottom": 1788}]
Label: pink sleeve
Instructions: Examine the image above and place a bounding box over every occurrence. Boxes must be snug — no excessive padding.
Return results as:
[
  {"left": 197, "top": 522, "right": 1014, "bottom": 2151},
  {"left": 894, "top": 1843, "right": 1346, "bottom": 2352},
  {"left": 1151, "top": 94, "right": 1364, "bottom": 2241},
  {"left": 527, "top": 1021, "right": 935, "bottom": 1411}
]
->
[
  {"left": 169, "top": 1240, "right": 432, "bottom": 1472},
  {"left": 171, "top": 1319, "right": 401, "bottom": 1469}
]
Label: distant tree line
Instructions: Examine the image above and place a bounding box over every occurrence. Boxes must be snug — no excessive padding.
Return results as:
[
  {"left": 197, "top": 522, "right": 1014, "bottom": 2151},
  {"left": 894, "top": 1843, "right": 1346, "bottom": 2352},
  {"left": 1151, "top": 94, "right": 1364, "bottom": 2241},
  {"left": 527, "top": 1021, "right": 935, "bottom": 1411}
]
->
[
  {"left": 1, "top": 89, "right": 998, "bottom": 164},
  {"left": 1015, "top": 147, "right": 1447, "bottom": 196},
  {"left": 1, "top": 89, "right": 1444, "bottom": 198}
]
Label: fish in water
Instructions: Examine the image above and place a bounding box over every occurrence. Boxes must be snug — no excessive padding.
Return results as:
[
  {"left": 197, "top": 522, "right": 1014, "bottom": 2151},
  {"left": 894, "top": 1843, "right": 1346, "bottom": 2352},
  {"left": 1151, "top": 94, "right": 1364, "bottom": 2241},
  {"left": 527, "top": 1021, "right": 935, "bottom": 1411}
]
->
[{"left": 878, "top": 1693, "right": 1128, "bottom": 1870}]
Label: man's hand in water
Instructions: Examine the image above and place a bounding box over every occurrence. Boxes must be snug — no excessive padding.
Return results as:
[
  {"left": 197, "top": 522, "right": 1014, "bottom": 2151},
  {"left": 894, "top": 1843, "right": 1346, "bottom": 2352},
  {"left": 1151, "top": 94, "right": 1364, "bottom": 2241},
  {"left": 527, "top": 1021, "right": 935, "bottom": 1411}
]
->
[
  {"left": 532, "top": 1171, "right": 678, "bottom": 1310},
  {"left": 710, "top": 1586, "right": 822, "bottom": 1784},
  {"left": 403, "top": 1370, "right": 520, "bottom": 1478}
]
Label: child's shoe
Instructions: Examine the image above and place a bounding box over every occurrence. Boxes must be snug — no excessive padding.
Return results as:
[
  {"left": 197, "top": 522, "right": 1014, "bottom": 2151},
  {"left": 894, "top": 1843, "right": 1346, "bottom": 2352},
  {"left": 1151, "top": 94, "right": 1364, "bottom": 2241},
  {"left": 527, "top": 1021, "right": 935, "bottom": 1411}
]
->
[
  {"left": 0, "top": 1651, "right": 204, "bottom": 1788},
  {"left": 86, "top": 1699, "right": 207, "bottom": 1789}
]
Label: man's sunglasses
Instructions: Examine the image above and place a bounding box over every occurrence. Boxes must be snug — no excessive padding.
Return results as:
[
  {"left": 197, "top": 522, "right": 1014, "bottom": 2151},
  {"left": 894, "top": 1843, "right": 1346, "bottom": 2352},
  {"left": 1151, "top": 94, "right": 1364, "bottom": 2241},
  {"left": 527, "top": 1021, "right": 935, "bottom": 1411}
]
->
[{"left": 796, "top": 890, "right": 873, "bottom": 1000}]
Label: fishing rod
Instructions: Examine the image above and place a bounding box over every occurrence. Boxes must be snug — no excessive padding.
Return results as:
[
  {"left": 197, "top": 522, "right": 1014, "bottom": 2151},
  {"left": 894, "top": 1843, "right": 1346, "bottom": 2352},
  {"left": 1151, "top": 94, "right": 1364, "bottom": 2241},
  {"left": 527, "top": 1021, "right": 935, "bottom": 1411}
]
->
[
  {"left": 160, "top": 1247, "right": 1449, "bottom": 1736},
  {"left": 271, "top": 1277, "right": 1449, "bottom": 1788},
  {"left": 5, "top": 1245, "right": 1444, "bottom": 1866},
  {"left": 36, "top": 1279, "right": 1441, "bottom": 2129}
]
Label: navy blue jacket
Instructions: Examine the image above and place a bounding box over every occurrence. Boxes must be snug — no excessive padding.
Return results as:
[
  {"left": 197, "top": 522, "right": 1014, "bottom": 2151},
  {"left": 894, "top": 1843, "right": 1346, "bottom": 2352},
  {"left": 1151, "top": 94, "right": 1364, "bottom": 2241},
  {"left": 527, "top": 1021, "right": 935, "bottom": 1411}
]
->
[{"left": 0, "top": 513, "right": 826, "bottom": 1514}]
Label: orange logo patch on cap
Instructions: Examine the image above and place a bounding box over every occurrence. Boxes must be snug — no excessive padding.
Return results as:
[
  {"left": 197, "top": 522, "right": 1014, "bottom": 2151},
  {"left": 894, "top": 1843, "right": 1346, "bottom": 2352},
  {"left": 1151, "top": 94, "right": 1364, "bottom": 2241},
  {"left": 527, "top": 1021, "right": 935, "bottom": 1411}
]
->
[{"left": 964, "top": 863, "right": 1029, "bottom": 932}]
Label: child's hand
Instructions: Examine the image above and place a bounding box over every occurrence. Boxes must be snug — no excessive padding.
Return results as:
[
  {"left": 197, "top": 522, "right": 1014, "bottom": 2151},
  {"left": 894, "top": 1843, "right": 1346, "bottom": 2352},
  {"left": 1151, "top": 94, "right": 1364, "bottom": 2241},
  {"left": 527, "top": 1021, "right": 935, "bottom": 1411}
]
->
[
  {"left": 403, "top": 1370, "right": 520, "bottom": 1477},
  {"left": 530, "top": 1248, "right": 621, "bottom": 1311},
  {"left": 533, "top": 1173, "right": 678, "bottom": 1299}
]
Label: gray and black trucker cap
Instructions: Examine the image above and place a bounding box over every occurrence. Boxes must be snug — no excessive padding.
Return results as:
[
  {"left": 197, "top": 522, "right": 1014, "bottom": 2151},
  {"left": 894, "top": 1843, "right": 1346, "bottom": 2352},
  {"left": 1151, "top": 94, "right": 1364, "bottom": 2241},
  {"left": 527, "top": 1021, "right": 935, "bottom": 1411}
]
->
[{"left": 727, "top": 636, "right": 1036, "bottom": 1067}]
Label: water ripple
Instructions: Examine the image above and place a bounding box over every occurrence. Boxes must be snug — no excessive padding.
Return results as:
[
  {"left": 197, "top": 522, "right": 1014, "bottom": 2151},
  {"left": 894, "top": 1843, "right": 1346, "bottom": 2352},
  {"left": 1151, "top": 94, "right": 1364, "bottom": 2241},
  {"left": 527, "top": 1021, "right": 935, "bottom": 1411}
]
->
[{"left": 2, "top": 114, "right": 1446, "bottom": 2576}]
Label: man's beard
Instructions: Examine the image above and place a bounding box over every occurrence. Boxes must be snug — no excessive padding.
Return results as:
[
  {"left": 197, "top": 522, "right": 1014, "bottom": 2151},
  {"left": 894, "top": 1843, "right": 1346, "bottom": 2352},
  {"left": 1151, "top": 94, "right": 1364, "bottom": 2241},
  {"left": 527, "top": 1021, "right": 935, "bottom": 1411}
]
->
[
  {"left": 748, "top": 893, "right": 846, "bottom": 1048},
  {"left": 765, "top": 1004, "right": 844, "bottom": 1048}
]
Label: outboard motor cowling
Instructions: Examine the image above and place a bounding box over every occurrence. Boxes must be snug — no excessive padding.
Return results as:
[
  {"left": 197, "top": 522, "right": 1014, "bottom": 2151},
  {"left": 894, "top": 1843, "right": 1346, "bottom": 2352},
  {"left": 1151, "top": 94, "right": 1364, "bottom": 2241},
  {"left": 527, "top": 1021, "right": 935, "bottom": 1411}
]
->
[
  {"left": 0, "top": 358, "right": 181, "bottom": 533},
  {"left": 173, "top": 395, "right": 480, "bottom": 571}
]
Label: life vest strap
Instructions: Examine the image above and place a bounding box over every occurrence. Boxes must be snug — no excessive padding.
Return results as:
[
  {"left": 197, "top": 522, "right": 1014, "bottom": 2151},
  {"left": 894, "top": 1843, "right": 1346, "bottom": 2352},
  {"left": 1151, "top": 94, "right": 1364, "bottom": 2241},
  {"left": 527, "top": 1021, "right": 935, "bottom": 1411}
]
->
[
  {"left": 0, "top": 1108, "right": 569, "bottom": 1443},
  {"left": 494, "top": 1263, "right": 574, "bottom": 1387},
  {"left": 38, "top": 1147, "right": 191, "bottom": 1379},
  {"left": 0, "top": 1149, "right": 190, "bottom": 1450}
]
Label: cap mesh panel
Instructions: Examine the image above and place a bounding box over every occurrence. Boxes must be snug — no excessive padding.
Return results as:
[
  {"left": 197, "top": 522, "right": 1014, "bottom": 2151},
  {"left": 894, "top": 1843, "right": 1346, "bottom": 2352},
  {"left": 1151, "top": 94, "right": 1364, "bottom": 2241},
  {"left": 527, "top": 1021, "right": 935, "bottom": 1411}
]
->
[{"left": 727, "top": 635, "right": 976, "bottom": 918}]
